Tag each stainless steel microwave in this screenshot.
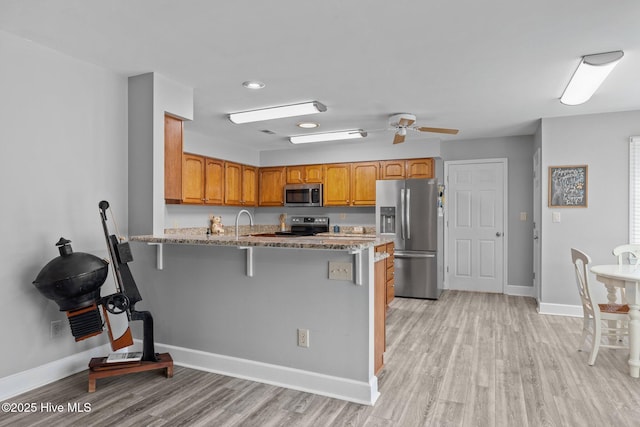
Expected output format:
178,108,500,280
284,184,323,207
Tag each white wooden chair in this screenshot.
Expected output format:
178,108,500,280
571,248,629,365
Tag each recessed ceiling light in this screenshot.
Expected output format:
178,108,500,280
242,80,265,90
297,122,319,129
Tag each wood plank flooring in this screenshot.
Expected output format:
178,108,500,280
2,290,640,426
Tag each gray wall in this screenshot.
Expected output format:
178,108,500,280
441,136,536,288
0,30,127,378
540,110,640,306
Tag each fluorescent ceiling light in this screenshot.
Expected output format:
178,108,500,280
560,51,624,106
289,130,367,144
229,101,327,124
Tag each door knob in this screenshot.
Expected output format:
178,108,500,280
496,232,502,237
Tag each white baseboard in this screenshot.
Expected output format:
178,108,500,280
152,341,380,406
0,343,111,401
538,302,583,317
505,284,535,297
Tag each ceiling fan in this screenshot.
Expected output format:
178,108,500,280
388,113,459,144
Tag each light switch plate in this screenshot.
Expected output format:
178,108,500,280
552,211,561,223
329,261,353,280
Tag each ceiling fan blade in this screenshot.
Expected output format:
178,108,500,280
416,126,459,135
393,133,406,144
398,117,415,127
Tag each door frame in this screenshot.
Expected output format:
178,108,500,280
443,158,508,292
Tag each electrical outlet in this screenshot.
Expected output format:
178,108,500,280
297,328,309,348
353,226,363,233
339,213,346,220
50,320,64,339
329,261,353,280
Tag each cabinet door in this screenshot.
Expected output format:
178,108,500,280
305,164,324,183
286,166,305,184
259,167,285,206
407,158,434,179
351,162,378,206
380,160,406,180
242,165,257,206
224,162,243,206
204,158,224,205
182,153,205,204
323,163,351,206
386,242,395,306
164,115,183,203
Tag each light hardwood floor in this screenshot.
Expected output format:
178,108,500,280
2,291,640,426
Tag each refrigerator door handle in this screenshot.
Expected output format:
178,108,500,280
400,188,406,239
406,188,411,239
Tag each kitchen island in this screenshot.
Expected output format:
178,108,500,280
128,230,392,405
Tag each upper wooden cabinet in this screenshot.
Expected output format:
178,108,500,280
286,164,323,184
164,115,184,203
380,158,434,180
380,160,406,180
182,153,205,204
324,162,379,206
242,165,257,207
225,162,256,206
407,158,434,179
323,163,351,206
182,154,225,205
259,167,285,206
205,158,225,205
351,162,379,206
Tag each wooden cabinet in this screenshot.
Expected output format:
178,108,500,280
242,165,257,206
164,115,184,203
323,163,351,206
375,242,395,309
258,167,285,206
182,153,206,204
407,158,434,178
323,162,378,206
380,158,434,180
380,160,406,180
225,162,257,206
224,162,243,205
374,257,386,375
286,164,323,184
385,242,395,306
351,162,378,206
181,154,225,205
205,158,225,205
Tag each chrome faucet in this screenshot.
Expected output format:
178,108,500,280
235,209,254,239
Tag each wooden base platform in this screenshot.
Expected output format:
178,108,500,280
87,352,173,392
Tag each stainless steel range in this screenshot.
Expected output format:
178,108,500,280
278,216,330,237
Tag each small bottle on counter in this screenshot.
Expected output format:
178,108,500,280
333,225,340,233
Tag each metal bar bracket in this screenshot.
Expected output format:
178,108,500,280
238,246,254,277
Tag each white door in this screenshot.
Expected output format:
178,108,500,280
533,148,541,304
446,159,506,293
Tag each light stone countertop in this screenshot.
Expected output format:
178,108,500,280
130,231,392,251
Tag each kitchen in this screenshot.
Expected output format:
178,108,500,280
2,1,640,425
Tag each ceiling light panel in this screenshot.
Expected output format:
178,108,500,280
560,51,624,106
289,130,367,144
228,101,327,124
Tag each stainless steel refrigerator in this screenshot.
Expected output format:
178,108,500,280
376,179,443,299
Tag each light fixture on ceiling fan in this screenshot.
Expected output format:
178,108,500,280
388,113,459,144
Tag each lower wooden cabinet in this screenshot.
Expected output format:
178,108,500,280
375,242,395,309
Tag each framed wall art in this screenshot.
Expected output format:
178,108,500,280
548,165,588,207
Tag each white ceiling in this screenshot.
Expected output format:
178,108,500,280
2,1,640,151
